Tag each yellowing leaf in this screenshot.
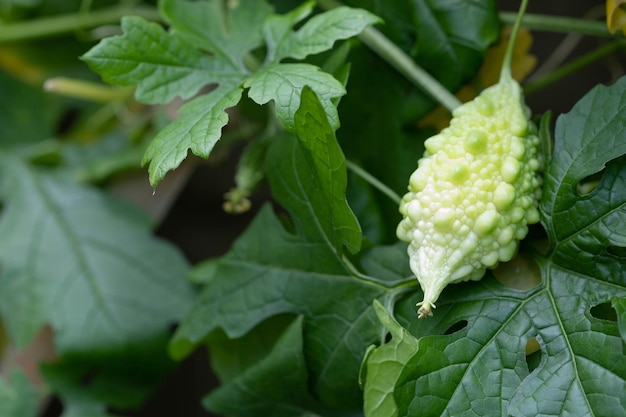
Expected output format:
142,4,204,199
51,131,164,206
607,0,626,35
418,28,537,131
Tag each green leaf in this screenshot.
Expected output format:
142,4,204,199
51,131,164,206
0,370,39,417
409,0,500,91
159,0,273,70
542,75,626,263
244,63,345,131
170,203,415,409
141,85,243,187
81,16,243,104
265,3,381,63
203,316,317,417
262,1,314,64
207,314,296,383
362,301,418,417
289,86,361,254
0,157,194,352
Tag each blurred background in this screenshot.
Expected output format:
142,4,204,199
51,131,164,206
0,0,621,416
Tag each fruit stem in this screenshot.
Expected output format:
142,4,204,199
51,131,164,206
501,0,530,82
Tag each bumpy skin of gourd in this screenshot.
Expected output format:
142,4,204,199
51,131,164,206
397,77,541,318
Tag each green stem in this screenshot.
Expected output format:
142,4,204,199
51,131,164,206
317,0,461,112
501,0,529,81
0,5,161,42
499,11,613,38
44,77,134,102
345,160,402,205
524,39,626,94
357,26,462,112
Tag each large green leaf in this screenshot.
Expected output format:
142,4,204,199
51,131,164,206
541,76,626,270
284,87,361,254
362,76,626,417
0,157,194,352
170,204,398,410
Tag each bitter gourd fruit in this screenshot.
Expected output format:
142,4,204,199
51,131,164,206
397,5,541,318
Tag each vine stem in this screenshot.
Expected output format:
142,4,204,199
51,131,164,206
356,26,462,112
345,160,402,205
499,11,612,37
524,39,626,94
317,0,462,112
0,5,161,42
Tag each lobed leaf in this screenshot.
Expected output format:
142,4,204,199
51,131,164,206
141,85,243,187
262,1,315,64
170,204,393,409
265,4,381,63
362,301,418,417
0,157,194,352
81,16,243,104
159,0,273,70
542,75,626,252
244,63,345,131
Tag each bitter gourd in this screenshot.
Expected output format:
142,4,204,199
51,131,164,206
397,6,541,318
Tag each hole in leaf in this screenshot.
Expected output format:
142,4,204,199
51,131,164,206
590,302,617,322
576,171,603,196
607,245,626,259
525,337,541,372
384,331,392,343
443,320,468,335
